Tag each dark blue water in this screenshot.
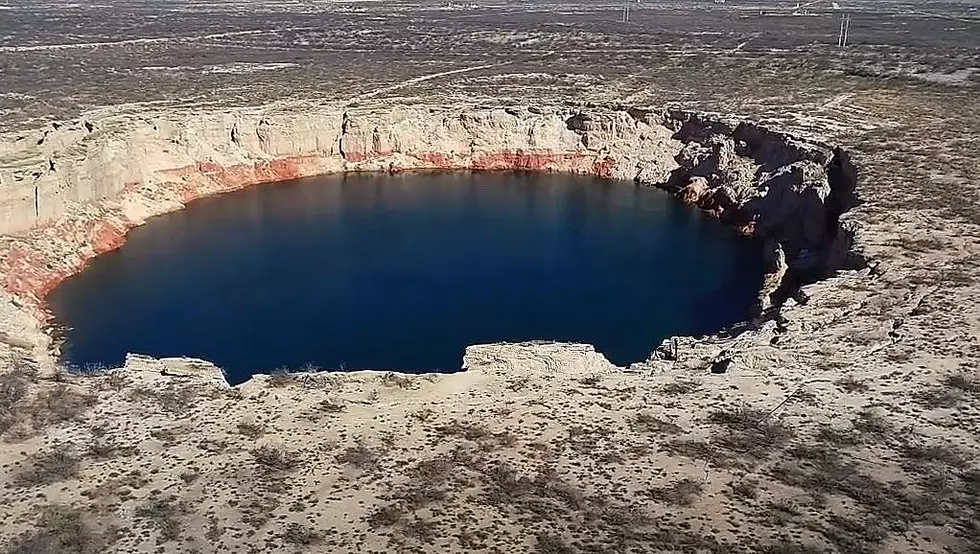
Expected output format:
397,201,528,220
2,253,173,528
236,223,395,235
48,172,764,384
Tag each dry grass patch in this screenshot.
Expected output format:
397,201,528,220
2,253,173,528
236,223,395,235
280,522,324,546
835,375,870,393
127,384,197,414
914,372,980,408
435,420,517,451
366,504,407,529
251,444,302,472
268,368,302,387
630,412,683,434
3,381,98,438
660,379,701,395
237,420,266,439
14,443,80,487
4,504,111,554
708,405,794,457
646,477,704,506
851,409,891,439
335,443,383,469
534,534,575,554
135,496,187,543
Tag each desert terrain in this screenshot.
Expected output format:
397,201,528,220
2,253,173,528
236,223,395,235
1,1,979,553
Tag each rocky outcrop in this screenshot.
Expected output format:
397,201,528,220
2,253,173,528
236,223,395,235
122,353,230,389
0,104,859,322
658,110,861,280
462,342,617,377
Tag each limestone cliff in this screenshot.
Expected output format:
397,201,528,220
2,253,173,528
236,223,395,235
0,104,858,320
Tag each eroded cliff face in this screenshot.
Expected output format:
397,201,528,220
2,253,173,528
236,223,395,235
0,104,858,321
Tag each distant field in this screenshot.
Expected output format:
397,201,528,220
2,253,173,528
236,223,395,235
0,0,976,129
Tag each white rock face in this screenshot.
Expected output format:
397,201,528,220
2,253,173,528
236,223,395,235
0,105,676,234
463,342,618,377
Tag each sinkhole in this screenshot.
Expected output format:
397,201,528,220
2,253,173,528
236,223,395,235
47,171,765,384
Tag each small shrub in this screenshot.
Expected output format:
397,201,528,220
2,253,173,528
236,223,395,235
944,373,980,394
135,497,185,543
379,430,398,449
179,471,199,484
818,513,891,552
914,385,963,408
101,372,130,390
852,409,891,438
506,377,531,392
816,425,863,447
156,386,197,413
5,504,106,554
0,370,30,411
660,380,701,396
835,375,870,393
707,405,794,457
0,370,32,437
440,421,490,441
434,421,516,450
661,438,735,468
335,444,381,469
200,438,228,453
380,372,416,389
237,421,266,439
87,437,135,459
280,522,323,546
761,498,802,526
408,457,456,481
366,504,405,529
128,385,196,414
792,389,819,406
268,368,299,387
899,440,968,471
630,412,682,434
16,444,80,486
409,408,435,422
241,496,281,529
758,540,827,554
29,383,97,427
316,399,345,414
399,517,439,544
149,427,179,446
707,406,770,429
298,362,322,373
534,534,575,554
205,516,224,542
730,478,759,499
251,444,302,471
391,483,448,510
647,478,704,506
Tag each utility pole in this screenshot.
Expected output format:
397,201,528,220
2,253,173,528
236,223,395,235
837,13,845,47
623,3,630,23
837,13,851,48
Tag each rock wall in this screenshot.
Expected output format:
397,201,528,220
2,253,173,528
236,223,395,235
0,103,858,320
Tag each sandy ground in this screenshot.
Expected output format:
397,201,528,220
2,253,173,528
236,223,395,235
2,1,980,553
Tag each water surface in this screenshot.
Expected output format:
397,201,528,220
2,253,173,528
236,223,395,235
49,172,764,384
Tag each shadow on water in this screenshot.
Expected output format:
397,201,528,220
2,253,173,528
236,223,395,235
47,171,764,384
